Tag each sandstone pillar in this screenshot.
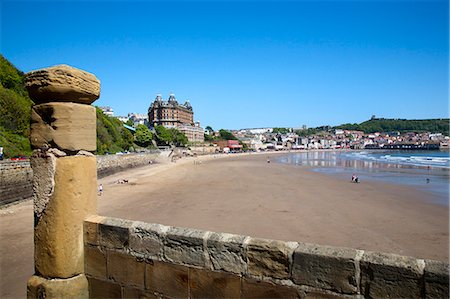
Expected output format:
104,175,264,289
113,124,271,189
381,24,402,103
25,65,100,298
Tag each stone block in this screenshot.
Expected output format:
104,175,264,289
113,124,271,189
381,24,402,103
130,222,167,259
123,287,158,299
34,155,97,278
107,250,145,288
189,268,241,298
424,259,449,298
85,245,106,279
27,274,88,298
360,251,424,298
88,277,121,299
206,232,247,274
246,237,298,279
99,217,133,249
25,64,100,104
292,243,361,294
30,103,96,152
164,226,207,267
84,215,106,246
242,278,300,298
145,260,189,298
304,290,350,299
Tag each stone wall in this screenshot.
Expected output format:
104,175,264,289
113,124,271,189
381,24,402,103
0,160,33,205
0,153,160,206
96,152,160,178
84,215,449,299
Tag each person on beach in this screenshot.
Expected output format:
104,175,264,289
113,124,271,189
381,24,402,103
267,157,270,163
98,184,103,196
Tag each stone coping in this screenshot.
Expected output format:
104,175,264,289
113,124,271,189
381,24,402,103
84,215,449,298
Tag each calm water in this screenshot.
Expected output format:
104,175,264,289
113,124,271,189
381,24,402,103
275,150,450,206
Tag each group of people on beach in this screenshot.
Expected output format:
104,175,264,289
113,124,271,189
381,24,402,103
351,174,359,183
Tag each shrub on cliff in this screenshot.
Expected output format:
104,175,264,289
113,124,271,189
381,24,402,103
0,55,33,158
96,107,134,155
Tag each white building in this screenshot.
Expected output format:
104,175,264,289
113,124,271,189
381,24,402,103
128,113,148,126
100,106,114,116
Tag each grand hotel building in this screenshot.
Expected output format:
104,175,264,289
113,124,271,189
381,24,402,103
148,94,204,143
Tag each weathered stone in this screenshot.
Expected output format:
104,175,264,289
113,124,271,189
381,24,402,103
292,243,362,294
107,250,145,288
242,278,300,298
98,217,132,249
304,290,350,299
34,155,97,278
424,259,449,299
27,274,89,298
189,268,241,299
246,237,298,280
31,151,56,220
30,103,96,152
206,232,247,274
88,277,121,299
145,260,189,298
164,226,207,267
130,222,168,259
25,64,100,104
85,245,106,279
123,287,158,299
84,215,106,246
360,251,424,298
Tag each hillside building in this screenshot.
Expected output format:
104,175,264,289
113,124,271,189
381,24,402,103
148,94,204,143
100,106,114,116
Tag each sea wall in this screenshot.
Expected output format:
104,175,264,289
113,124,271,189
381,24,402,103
0,160,33,206
0,153,160,206
96,152,160,178
84,215,449,298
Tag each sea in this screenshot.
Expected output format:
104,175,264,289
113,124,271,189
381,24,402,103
275,150,450,206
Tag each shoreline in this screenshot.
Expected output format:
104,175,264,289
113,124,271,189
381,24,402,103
1,150,448,298
98,151,448,260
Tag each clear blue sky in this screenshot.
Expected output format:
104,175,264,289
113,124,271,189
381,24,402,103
2,0,448,130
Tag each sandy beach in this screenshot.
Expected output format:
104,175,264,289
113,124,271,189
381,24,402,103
1,151,448,298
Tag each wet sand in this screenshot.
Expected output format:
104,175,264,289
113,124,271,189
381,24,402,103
1,152,448,298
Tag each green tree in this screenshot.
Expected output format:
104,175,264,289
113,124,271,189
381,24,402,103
295,128,318,137
125,119,134,127
219,129,237,140
154,125,188,146
134,124,153,147
171,129,188,146
272,127,290,134
155,125,172,145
